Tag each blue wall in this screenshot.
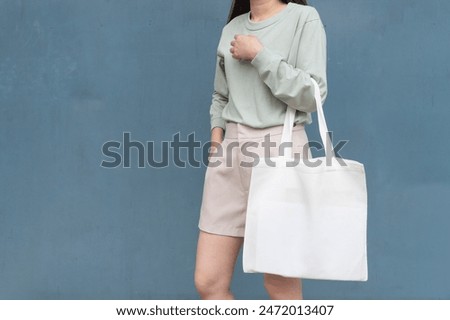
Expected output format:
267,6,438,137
1,0,449,299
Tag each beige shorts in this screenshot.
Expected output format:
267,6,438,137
198,121,311,237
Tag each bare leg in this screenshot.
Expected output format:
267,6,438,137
264,273,303,300
194,230,244,299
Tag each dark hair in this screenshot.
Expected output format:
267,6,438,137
227,0,308,23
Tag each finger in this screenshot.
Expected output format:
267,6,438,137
234,34,239,40
230,40,235,46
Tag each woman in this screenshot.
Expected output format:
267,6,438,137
195,0,327,300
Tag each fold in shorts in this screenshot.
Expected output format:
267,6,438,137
198,120,311,237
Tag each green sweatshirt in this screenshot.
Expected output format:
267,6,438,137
209,2,327,131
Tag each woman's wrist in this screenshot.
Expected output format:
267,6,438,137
252,43,263,60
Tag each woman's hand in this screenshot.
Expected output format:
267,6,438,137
230,35,263,61
208,127,224,160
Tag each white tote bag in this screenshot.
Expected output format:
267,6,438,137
242,78,368,281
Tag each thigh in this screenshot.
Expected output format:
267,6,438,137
195,230,244,282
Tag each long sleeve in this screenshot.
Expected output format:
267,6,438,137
250,13,327,113
209,53,229,131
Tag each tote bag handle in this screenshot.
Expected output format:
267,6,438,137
280,78,336,159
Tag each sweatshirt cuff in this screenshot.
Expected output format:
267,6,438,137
211,117,226,131
250,46,283,72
